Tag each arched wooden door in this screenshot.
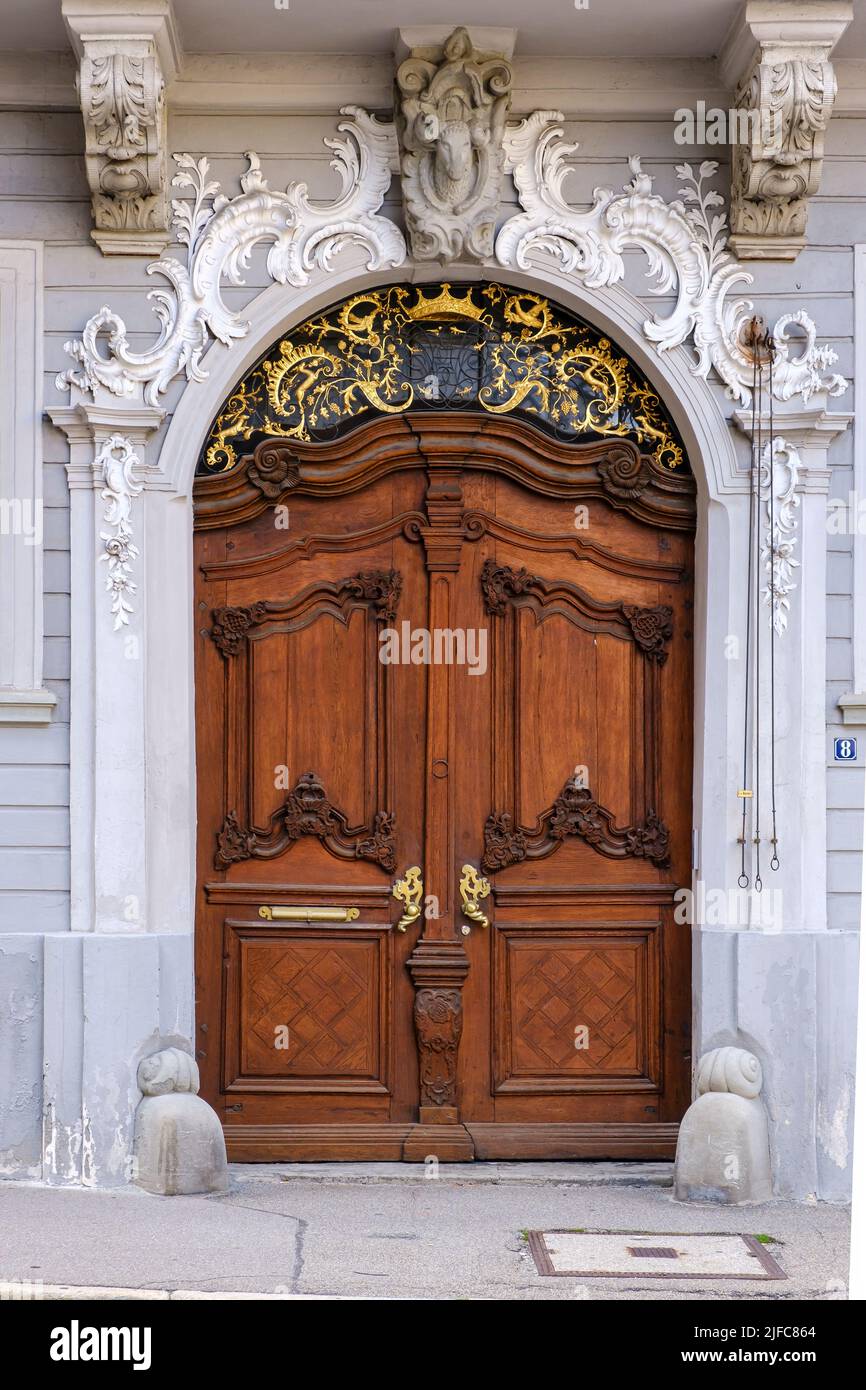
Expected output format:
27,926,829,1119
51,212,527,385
193,285,695,1162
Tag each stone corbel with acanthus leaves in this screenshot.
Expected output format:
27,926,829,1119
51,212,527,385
721,1,853,261
63,0,181,256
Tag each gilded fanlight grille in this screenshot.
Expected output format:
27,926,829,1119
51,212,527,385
197,282,687,475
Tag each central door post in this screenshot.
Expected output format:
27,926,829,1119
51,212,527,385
404,461,475,1161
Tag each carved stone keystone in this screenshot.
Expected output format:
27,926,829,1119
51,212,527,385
674,1046,772,1204
395,25,513,262
132,1047,228,1195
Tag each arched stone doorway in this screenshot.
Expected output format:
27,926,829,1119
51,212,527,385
42,93,853,1194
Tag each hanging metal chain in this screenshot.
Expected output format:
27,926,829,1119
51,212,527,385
738,341,759,888
737,316,781,890
754,331,763,893
768,345,781,873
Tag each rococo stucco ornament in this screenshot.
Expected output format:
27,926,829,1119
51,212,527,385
760,436,801,637
395,26,512,261
494,113,848,408
57,108,405,407
57,104,848,420
95,433,143,630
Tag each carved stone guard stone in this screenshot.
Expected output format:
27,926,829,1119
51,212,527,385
133,1047,228,1196
674,1047,772,1204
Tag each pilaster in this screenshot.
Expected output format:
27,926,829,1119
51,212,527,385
733,397,853,931
48,396,164,935
0,242,56,725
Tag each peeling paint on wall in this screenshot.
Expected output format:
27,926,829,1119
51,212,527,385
818,1074,852,1171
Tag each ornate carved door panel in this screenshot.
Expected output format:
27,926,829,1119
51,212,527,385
194,412,693,1161
195,462,430,1159
193,283,694,1161
446,464,693,1158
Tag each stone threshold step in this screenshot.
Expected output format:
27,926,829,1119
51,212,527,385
228,1160,674,1187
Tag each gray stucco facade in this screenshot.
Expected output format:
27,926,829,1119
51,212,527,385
0,1,863,1200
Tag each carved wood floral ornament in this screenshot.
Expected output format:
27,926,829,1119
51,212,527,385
478,560,674,874
208,571,402,872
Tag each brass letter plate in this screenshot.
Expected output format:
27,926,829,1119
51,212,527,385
258,906,360,922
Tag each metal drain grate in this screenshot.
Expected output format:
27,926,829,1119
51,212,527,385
527,1231,786,1279
627,1246,678,1259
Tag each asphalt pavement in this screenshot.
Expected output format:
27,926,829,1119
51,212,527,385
0,1162,850,1301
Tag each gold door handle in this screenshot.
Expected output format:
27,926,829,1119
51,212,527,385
259,905,360,922
459,864,491,933
392,866,423,932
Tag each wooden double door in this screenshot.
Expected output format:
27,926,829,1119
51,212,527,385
194,413,694,1161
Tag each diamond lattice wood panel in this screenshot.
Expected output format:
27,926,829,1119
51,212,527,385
245,940,375,1073
494,927,659,1093
222,923,390,1094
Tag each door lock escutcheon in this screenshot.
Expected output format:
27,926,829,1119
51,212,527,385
392,866,423,932
459,863,491,934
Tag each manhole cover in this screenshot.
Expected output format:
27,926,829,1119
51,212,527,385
527,1231,785,1279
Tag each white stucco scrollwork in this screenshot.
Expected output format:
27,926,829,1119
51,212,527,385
56,102,848,419
496,114,848,408
96,432,143,630
760,436,802,637
56,107,406,407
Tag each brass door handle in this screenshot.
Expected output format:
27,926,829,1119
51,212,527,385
259,905,359,922
392,866,423,932
459,864,491,933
